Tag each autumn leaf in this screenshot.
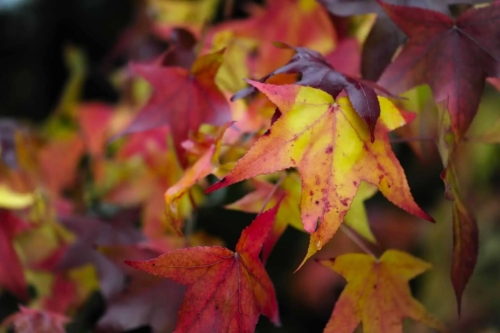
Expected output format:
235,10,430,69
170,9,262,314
116,49,232,157
0,209,30,300
207,82,431,265
318,250,447,333
232,45,395,138
126,205,281,333
1,306,69,333
164,123,232,233
319,0,490,81
378,0,500,141
437,108,478,314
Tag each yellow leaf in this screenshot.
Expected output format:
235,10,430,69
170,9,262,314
319,250,447,333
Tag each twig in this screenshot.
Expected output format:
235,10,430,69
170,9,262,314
340,224,377,258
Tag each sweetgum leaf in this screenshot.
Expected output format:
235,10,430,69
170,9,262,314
208,82,432,266
320,0,492,80
232,44,395,139
319,250,447,333
115,50,231,158
126,205,281,333
378,0,500,140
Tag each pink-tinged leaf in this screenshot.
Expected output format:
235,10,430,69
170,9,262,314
1,306,69,333
115,50,231,157
77,103,114,157
125,206,281,333
378,0,500,140
325,38,361,77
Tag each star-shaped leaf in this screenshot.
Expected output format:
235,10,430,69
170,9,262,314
207,82,431,266
378,0,500,140
126,205,281,333
116,50,232,156
318,250,447,333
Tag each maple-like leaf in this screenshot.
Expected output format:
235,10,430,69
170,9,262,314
116,50,232,156
378,0,500,140
318,250,447,333
207,82,431,265
232,45,395,138
319,0,491,80
126,205,281,333
0,209,30,300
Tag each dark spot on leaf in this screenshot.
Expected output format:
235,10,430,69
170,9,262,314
309,190,314,196
325,146,333,154
263,129,271,136
340,198,348,207
315,200,319,205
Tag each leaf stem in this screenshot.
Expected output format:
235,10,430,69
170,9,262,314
340,224,377,258
389,136,435,144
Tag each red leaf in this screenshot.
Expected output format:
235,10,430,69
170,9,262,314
116,50,232,157
378,1,500,140
126,205,281,333
0,209,29,300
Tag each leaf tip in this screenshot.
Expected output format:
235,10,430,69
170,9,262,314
205,177,228,194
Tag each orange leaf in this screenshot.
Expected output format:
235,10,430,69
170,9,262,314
319,250,447,333
207,82,432,266
164,123,232,233
126,205,281,333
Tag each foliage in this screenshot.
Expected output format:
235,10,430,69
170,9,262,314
1,0,500,332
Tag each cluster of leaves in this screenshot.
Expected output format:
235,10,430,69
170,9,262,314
1,0,500,332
